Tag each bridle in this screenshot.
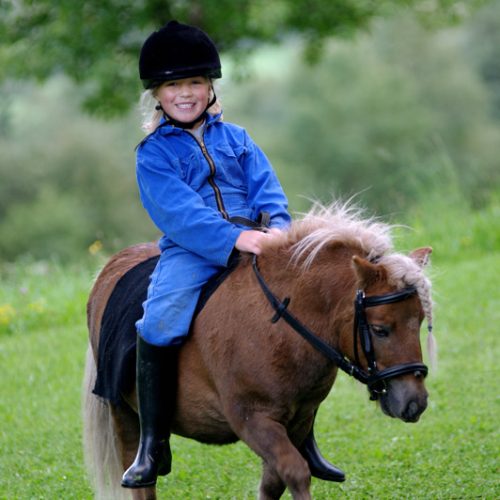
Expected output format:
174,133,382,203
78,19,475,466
352,288,428,399
252,255,428,400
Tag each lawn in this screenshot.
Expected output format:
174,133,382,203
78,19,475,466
0,247,498,498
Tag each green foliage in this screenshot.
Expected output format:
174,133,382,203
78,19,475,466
0,186,94,261
465,0,500,118
0,77,159,262
223,10,500,214
0,0,486,116
1,5,500,262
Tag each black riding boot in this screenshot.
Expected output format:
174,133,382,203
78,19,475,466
121,336,178,489
301,419,346,482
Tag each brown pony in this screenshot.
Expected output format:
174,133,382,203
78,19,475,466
83,203,434,500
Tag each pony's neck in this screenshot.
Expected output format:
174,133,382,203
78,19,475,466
261,244,359,350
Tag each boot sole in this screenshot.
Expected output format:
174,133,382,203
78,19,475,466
121,479,157,489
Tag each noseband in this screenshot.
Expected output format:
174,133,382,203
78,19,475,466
252,255,428,400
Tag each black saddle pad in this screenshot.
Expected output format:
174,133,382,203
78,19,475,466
92,251,239,405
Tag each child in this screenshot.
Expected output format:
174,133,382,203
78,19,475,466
121,20,344,489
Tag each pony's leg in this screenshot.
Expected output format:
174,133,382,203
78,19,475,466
129,487,157,500
110,405,158,500
259,463,286,500
236,414,311,500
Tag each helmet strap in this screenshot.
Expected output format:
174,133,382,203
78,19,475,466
157,89,218,130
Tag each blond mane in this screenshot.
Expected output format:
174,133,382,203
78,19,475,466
288,201,393,267
265,201,436,366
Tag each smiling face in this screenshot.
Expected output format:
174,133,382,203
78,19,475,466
155,76,211,128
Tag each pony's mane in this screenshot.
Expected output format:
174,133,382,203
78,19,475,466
288,202,393,267
265,201,435,364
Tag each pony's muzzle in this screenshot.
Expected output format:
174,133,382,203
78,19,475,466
379,376,428,422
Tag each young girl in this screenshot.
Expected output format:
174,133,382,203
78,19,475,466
122,20,344,489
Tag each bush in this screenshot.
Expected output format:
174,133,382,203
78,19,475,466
0,78,158,262
0,187,93,261
1,6,500,261
224,12,500,213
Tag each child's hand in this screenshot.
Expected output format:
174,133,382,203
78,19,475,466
235,230,276,255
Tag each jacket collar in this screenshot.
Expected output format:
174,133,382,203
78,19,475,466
157,111,222,136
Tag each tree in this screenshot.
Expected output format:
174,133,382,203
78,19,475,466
222,10,500,213
0,0,485,116
465,0,500,119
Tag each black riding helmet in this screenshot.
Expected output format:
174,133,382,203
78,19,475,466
139,20,222,89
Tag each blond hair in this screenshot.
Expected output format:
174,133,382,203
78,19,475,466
139,79,222,134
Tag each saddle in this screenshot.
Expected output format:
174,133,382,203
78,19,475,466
92,252,240,405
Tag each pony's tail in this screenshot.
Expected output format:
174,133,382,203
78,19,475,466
82,345,129,500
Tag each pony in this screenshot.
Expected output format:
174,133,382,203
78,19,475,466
83,202,434,500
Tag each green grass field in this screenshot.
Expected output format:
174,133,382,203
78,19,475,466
0,208,499,499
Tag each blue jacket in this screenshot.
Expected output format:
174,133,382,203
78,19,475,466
136,113,291,267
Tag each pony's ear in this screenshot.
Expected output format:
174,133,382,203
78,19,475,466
409,247,432,268
352,255,385,288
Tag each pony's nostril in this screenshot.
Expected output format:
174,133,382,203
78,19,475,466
403,399,427,422
403,401,419,421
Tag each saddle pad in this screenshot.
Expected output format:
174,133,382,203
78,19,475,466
92,252,239,405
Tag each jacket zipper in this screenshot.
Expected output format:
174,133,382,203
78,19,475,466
187,130,229,220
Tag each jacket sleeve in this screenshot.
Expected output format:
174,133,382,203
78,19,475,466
136,142,243,267
240,131,292,229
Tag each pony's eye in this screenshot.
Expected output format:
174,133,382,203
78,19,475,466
370,324,390,338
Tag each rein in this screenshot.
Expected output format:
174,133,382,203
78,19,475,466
252,255,428,400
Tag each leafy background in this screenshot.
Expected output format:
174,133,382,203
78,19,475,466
0,0,499,262
0,1,498,498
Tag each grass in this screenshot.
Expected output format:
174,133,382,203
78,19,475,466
0,206,499,499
